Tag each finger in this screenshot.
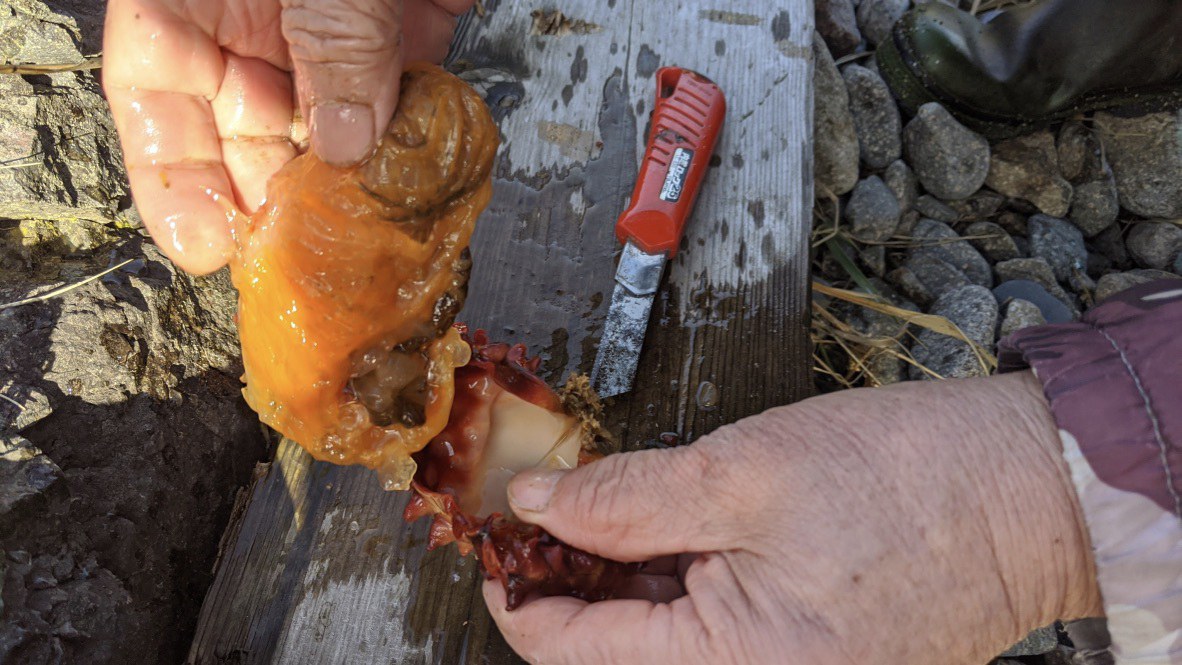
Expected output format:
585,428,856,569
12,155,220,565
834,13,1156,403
402,0,469,63
507,442,757,561
104,0,237,274
483,581,711,665
281,0,403,166
210,54,297,212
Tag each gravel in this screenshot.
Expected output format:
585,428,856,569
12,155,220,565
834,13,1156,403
1095,269,1181,302
814,0,862,58
813,32,860,197
993,280,1074,324
1027,214,1087,283
1125,221,1182,270
843,64,902,169
1068,172,1119,238
965,221,1020,263
883,159,918,212
910,218,993,287
1095,109,1182,218
985,130,1073,217
1090,224,1131,269
890,254,972,306
914,194,959,223
909,285,998,380
998,298,1047,338
903,102,990,200
855,0,909,46
993,257,1078,315
845,175,901,242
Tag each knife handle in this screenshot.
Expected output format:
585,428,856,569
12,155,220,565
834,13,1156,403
615,67,726,258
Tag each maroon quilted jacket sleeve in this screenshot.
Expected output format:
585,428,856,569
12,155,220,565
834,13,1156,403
998,280,1182,664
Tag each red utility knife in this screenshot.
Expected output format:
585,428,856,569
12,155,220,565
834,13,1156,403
590,67,726,398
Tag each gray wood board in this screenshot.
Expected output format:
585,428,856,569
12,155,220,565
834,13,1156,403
188,0,814,662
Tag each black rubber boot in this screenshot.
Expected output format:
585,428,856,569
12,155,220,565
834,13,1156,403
878,0,1182,138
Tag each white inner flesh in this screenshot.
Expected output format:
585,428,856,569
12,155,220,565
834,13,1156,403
477,391,581,518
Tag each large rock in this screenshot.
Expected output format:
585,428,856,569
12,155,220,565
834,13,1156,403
910,218,992,287
903,103,990,200
845,175,900,242
856,0,909,46
1126,221,1182,270
910,285,998,380
889,254,971,306
1027,214,1087,283
815,0,861,58
0,242,267,663
985,130,1073,217
0,73,130,226
843,64,902,169
1095,269,1181,302
1095,110,1182,218
0,0,86,65
812,32,859,197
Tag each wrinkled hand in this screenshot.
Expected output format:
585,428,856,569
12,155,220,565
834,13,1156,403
103,0,472,274
487,372,1102,664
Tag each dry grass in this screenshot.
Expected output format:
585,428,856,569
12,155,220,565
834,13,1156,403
0,55,102,75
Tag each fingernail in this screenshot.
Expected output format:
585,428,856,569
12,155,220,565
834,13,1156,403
310,101,375,166
508,469,565,514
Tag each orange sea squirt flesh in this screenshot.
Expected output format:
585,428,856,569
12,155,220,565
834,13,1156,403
230,63,499,489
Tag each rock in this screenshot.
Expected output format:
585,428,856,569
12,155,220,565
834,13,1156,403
903,103,990,200
994,257,1078,314
815,0,862,58
0,434,62,516
1002,625,1060,657
998,298,1047,338
1087,251,1113,279
842,64,902,169
0,241,268,663
1174,253,1182,276
1095,110,1182,218
1056,120,1101,183
1069,172,1119,237
1090,224,1130,269
855,0,908,46
993,280,1074,324
0,73,130,226
910,218,993,287
910,285,998,380
1095,269,1181,302
890,254,971,306
946,190,1005,223
1125,221,1182,270
1028,214,1087,283
896,209,920,236
812,32,859,197
845,175,901,242
1012,235,1030,258
914,195,959,223
996,211,1028,237
985,130,1073,217
0,0,86,66
964,221,1020,263
858,244,887,277
883,159,917,211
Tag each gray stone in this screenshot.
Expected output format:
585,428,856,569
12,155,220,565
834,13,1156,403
1095,269,1181,302
996,211,1028,237
999,298,1047,339
846,175,901,242
1002,625,1060,657
1069,172,1119,238
1090,224,1131,269
1126,221,1182,270
985,130,1073,217
994,257,1078,314
815,0,862,58
883,159,917,211
888,255,971,306
0,0,86,66
1087,251,1113,279
910,285,999,380
1174,253,1182,276
910,218,993,287
1057,120,1101,183
858,244,887,277
965,221,1020,263
855,0,908,45
1012,235,1030,258
993,280,1074,324
914,195,959,223
946,190,1005,223
0,73,130,226
904,103,990,200
1095,110,1182,218
813,32,860,197
1,434,62,516
1028,214,1087,283
842,64,902,169
896,208,920,236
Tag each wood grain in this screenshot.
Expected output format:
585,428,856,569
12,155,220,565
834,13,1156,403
188,0,814,662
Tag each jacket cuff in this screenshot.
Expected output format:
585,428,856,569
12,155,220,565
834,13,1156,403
999,280,1182,665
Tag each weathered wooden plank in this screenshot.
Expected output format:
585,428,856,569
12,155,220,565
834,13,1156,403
188,0,814,662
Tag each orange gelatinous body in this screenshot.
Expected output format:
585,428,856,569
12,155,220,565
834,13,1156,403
231,63,499,489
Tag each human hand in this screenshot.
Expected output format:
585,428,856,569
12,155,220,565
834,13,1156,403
103,0,472,274
486,372,1102,664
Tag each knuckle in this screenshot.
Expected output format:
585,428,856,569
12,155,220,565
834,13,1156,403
281,0,400,62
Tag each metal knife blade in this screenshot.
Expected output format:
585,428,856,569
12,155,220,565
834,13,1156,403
590,242,667,398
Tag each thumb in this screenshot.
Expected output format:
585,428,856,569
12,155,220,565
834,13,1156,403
281,0,403,166
507,443,753,561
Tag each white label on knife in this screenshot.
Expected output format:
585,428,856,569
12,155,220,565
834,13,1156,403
659,147,694,202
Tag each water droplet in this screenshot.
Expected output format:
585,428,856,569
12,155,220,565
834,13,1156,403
695,381,720,411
